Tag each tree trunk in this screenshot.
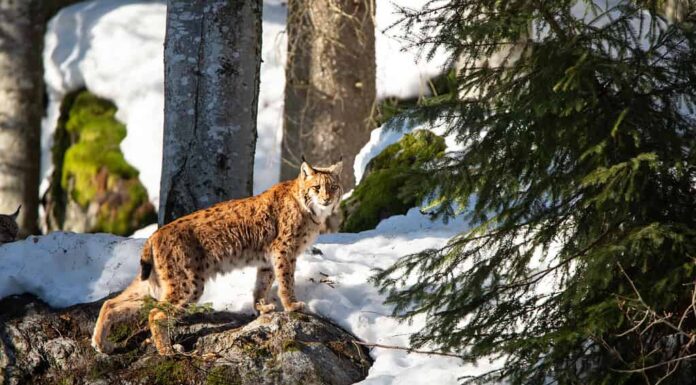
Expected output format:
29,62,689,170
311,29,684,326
0,1,47,236
159,0,262,225
0,0,83,237
281,0,376,189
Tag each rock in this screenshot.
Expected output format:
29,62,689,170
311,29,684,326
43,90,157,236
0,294,372,385
340,130,446,233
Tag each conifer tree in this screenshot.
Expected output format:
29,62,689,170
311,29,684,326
374,1,696,384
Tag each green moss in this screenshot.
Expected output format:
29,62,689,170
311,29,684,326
57,375,75,385
107,323,133,344
88,357,120,380
206,366,241,385
375,70,458,126
48,90,82,228
53,89,156,235
238,339,272,360
281,339,304,353
287,311,309,322
341,130,446,232
144,358,189,385
61,92,136,206
184,302,214,316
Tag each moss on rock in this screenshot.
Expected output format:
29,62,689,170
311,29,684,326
340,130,446,232
62,92,137,205
48,90,156,235
143,358,192,385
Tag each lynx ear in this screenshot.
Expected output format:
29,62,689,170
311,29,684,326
10,205,20,220
329,159,343,176
300,162,315,178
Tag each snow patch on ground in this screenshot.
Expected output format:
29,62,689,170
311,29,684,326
0,209,493,384
0,232,143,308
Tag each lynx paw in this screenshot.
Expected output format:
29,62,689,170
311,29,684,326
156,344,175,356
255,300,276,315
286,301,306,312
91,335,114,355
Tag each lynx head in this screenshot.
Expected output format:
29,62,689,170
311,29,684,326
0,205,20,244
298,159,343,218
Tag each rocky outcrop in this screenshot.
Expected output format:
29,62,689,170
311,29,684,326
341,130,446,232
0,294,371,385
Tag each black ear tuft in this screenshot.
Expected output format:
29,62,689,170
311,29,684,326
10,205,21,220
300,161,315,178
301,154,307,163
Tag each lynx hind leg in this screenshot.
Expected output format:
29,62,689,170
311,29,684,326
92,277,149,354
253,266,276,315
148,277,204,355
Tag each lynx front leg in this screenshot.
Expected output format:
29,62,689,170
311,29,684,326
253,266,276,314
272,253,304,312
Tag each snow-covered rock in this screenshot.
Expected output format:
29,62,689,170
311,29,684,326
0,232,142,308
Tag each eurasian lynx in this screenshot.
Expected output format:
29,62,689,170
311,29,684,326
92,160,343,355
0,205,20,244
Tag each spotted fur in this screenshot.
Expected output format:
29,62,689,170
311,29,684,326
92,160,343,355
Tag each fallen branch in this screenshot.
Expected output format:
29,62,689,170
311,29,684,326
352,340,465,360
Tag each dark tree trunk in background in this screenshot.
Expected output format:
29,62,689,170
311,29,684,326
159,0,262,225
282,0,376,189
0,0,82,237
0,1,45,236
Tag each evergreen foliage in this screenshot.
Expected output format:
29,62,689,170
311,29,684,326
341,130,446,232
373,1,696,384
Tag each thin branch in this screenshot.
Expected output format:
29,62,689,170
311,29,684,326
352,340,465,360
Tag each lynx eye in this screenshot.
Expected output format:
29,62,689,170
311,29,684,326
312,186,320,192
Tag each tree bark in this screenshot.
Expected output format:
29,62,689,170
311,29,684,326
0,1,47,236
281,0,376,189
159,0,262,225
0,0,83,237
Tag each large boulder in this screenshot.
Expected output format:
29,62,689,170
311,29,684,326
341,130,446,232
43,90,156,236
0,294,371,385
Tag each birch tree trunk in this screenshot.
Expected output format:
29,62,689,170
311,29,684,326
281,0,376,189
159,0,262,225
0,1,46,236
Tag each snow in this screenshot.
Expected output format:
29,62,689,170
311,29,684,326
0,232,143,308
0,208,496,384
376,0,448,100
354,118,465,184
41,0,448,202
42,0,167,204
